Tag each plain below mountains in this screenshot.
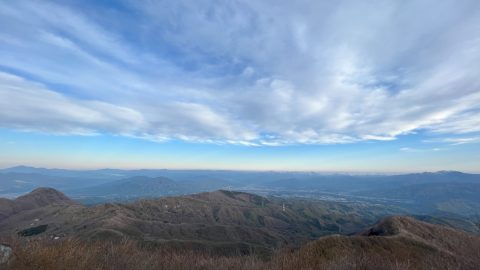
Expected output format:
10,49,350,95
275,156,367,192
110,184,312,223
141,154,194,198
261,171,480,217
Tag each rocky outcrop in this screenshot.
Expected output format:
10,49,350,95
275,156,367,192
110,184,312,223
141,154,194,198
0,243,12,264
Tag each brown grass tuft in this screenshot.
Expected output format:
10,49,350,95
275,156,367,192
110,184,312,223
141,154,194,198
2,235,479,270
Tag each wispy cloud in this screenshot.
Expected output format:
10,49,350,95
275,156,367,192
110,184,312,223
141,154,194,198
0,72,145,135
1,0,480,145
400,147,443,153
424,136,480,145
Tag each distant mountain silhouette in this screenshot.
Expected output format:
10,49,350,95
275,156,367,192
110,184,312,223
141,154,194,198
72,176,180,197
68,176,231,203
2,168,480,220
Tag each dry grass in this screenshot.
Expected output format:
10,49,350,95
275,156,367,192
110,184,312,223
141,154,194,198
2,236,478,270
4,238,264,270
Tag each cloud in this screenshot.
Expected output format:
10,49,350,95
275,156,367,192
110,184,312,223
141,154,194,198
0,72,255,143
424,136,480,146
400,147,443,153
1,0,480,145
0,72,145,135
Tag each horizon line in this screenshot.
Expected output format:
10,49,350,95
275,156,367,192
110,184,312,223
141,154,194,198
1,165,478,175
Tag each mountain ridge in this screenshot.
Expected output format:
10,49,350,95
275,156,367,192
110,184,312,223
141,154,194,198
0,188,401,254
2,205,479,269
277,216,480,269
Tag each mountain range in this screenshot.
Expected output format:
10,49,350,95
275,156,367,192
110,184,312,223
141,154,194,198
0,188,401,254
2,166,480,223
0,187,479,269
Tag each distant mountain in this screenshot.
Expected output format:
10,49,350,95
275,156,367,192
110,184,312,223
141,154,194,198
385,171,480,185
0,172,115,196
263,171,480,192
0,168,234,203
0,166,240,201
1,166,126,180
260,171,480,217
67,176,231,204
356,182,480,214
71,176,180,197
2,167,480,218
348,173,480,217
2,166,376,189
0,166,277,184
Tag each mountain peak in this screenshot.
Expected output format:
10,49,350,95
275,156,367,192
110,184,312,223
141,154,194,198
435,170,464,175
361,215,413,236
30,187,58,192
16,187,75,206
360,215,469,243
0,188,75,221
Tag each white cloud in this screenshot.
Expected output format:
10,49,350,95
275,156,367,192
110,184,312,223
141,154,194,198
0,0,480,145
424,136,480,146
0,72,254,143
0,72,145,135
400,147,443,153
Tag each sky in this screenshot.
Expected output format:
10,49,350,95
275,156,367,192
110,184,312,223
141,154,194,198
1,0,480,172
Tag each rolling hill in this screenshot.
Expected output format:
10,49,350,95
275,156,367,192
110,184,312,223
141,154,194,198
0,188,402,254
271,216,480,269
2,214,479,269
0,188,75,220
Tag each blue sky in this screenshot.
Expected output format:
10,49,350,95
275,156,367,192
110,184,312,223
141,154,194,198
1,0,480,172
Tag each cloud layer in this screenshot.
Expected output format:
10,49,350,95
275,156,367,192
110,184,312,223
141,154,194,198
1,0,480,145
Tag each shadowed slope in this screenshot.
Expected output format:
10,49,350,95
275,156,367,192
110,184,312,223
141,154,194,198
273,216,480,269
2,216,480,270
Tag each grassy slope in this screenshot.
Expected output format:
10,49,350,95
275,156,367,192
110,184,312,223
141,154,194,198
2,216,479,270
0,190,399,254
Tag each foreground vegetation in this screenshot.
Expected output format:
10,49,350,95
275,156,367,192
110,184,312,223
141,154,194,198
2,233,479,270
